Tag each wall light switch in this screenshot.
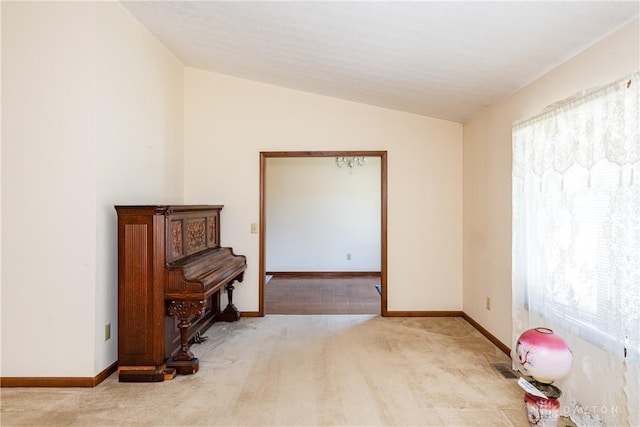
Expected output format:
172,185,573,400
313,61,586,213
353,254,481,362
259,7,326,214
250,223,258,234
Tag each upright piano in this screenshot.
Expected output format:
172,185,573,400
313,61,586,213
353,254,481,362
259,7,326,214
115,205,246,382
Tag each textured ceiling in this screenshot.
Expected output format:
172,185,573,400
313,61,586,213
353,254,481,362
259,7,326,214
121,1,639,122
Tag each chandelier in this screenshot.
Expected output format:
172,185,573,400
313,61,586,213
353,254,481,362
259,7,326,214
335,156,367,170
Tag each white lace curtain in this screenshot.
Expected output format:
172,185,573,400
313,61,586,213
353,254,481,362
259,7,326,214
512,72,639,426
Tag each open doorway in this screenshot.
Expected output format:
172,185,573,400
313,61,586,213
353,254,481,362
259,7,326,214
259,151,388,316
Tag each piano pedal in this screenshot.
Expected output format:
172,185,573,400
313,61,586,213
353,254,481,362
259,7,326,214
193,332,209,344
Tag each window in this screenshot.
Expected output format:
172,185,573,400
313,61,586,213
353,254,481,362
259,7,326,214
512,72,639,426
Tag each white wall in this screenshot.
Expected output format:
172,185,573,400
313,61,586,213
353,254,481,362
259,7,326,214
462,17,639,422
94,3,184,375
2,1,98,377
1,2,184,377
266,157,381,272
0,2,4,373
184,68,463,312
463,16,639,348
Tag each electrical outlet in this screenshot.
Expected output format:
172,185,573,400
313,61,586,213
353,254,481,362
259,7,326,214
346,253,352,260
486,297,491,311
105,323,111,341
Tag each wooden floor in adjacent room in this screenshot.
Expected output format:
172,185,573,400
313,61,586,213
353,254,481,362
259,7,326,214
264,275,381,315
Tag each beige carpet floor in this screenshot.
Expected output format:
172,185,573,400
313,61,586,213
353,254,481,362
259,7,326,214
1,315,557,426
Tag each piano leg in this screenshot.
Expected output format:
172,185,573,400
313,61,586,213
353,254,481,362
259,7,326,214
214,282,241,322
166,299,205,375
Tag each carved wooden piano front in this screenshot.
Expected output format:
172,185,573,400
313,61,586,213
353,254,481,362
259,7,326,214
115,205,246,382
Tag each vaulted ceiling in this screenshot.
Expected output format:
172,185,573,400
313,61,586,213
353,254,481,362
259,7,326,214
121,1,639,122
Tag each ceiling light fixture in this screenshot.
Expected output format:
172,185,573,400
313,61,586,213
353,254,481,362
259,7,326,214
335,156,367,171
